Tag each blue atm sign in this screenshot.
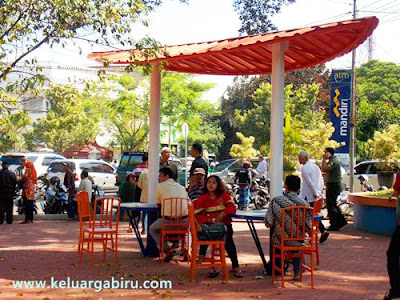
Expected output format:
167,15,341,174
330,69,352,154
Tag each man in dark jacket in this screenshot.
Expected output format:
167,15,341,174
0,162,17,224
235,161,252,210
189,143,208,178
63,162,76,221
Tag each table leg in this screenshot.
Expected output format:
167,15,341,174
246,219,269,274
126,209,146,256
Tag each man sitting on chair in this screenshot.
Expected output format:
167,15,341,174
265,175,312,281
149,167,188,262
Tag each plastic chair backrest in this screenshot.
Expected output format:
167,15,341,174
281,205,313,245
188,202,198,241
94,197,121,229
161,197,189,230
313,198,323,214
77,191,92,224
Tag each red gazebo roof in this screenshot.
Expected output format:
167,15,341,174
62,142,113,159
88,16,378,75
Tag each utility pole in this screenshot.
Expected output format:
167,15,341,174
349,0,357,192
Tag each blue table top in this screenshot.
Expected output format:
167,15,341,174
119,203,159,212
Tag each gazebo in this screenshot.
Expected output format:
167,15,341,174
89,16,378,202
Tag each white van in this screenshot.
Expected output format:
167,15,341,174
47,159,117,192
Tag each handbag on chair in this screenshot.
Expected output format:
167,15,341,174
197,223,226,241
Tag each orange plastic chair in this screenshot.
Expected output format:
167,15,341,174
311,198,324,265
272,205,314,288
188,202,228,281
159,197,190,262
77,194,121,266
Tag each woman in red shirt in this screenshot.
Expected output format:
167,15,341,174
195,175,243,278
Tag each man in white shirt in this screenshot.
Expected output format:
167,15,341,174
256,155,267,179
298,150,329,243
149,167,188,261
78,170,93,201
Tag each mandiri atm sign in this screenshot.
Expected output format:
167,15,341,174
330,69,352,165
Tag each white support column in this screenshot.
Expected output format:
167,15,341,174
270,42,288,198
147,65,161,204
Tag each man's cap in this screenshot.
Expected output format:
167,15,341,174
160,147,170,154
298,150,309,157
194,168,206,175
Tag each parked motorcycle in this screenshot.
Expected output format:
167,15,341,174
14,189,38,215
41,176,68,214
253,182,270,209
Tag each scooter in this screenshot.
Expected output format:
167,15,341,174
253,183,270,209
41,176,68,214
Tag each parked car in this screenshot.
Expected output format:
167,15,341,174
342,160,381,192
213,157,269,184
47,159,117,192
0,152,66,176
116,152,186,186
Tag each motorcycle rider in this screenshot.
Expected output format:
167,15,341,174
63,162,76,221
235,161,252,210
0,162,17,224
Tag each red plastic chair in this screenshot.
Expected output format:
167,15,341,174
78,194,121,266
159,197,190,262
311,198,324,265
272,205,314,288
188,202,228,282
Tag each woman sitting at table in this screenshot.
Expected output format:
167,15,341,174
194,175,243,278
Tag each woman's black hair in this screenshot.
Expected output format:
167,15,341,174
203,175,226,196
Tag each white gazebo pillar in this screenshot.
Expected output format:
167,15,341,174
269,42,288,198
147,65,161,204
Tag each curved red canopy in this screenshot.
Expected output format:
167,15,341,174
88,16,378,75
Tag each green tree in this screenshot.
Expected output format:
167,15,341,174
356,60,400,158
24,84,98,152
160,72,214,147
368,124,400,171
233,0,296,34
0,93,30,152
230,132,257,160
84,73,150,152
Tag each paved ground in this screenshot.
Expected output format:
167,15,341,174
0,219,391,300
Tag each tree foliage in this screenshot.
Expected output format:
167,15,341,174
233,0,296,34
230,132,257,160
84,73,150,152
0,93,30,152
356,60,400,159
24,84,98,152
368,124,400,171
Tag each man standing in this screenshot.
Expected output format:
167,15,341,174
384,172,400,300
159,147,178,181
189,143,208,178
321,147,347,231
149,168,188,261
63,162,76,221
298,150,329,243
256,155,267,179
235,161,252,210
187,168,205,201
0,162,17,224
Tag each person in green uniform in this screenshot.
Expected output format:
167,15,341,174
321,147,347,231
118,174,137,221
